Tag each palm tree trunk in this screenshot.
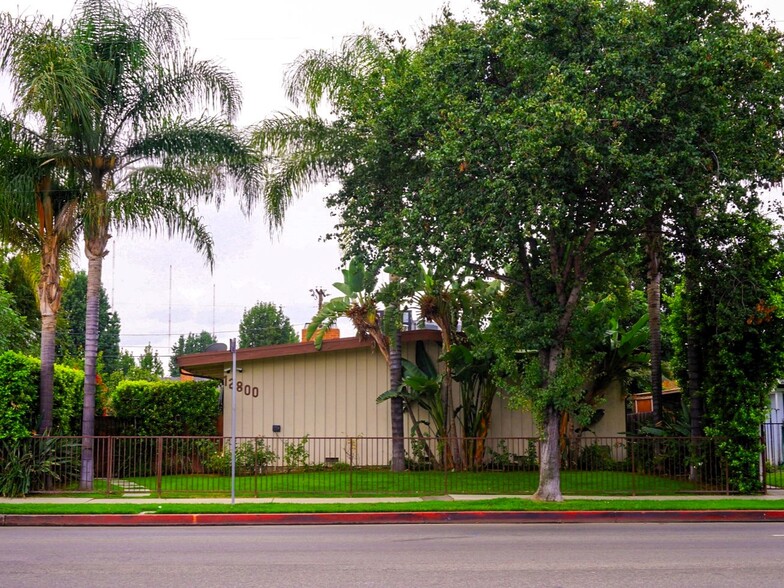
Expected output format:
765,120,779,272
80,230,109,489
389,327,405,472
35,182,62,435
38,314,57,433
646,213,663,424
37,237,61,434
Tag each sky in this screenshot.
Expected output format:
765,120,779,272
2,0,783,364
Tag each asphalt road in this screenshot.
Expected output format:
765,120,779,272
3,523,784,587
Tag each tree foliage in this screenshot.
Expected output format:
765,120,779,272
238,301,298,348
670,211,784,492
58,271,121,374
276,0,784,498
169,331,216,376
0,280,36,355
111,380,221,436
137,343,164,380
0,351,83,439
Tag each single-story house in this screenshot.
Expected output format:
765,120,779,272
178,329,627,464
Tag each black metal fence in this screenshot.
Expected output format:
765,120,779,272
763,421,784,467
6,434,732,497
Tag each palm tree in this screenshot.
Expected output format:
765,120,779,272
0,120,81,434
256,34,415,472
306,258,409,471
3,0,263,487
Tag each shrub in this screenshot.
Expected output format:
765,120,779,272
406,437,433,471
487,440,517,470
0,351,84,439
283,435,310,471
111,380,220,436
202,438,277,475
576,443,614,471
0,437,79,497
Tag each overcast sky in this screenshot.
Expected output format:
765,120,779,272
2,0,783,363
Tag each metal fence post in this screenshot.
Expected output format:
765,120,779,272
630,438,636,497
156,436,163,498
443,437,448,496
106,437,114,496
760,425,767,495
349,437,354,497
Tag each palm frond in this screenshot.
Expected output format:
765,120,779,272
0,14,97,132
108,187,215,269
123,116,264,212
252,113,348,228
284,32,385,113
111,53,242,139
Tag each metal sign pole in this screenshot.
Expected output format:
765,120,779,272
230,338,237,505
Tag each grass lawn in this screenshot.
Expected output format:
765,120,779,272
1,497,782,516
119,468,713,498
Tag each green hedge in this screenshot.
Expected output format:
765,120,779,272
0,351,84,439
111,380,221,436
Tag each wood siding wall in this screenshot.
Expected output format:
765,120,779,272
222,342,627,444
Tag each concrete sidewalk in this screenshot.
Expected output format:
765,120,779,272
3,489,784,505
3,491,784,526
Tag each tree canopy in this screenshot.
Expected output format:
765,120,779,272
261,0,784,499
169,331,217,376
238,301,298,348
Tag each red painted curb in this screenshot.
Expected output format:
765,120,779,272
3,510,784,527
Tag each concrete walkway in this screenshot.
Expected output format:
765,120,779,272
3,491,784,526
3,489,784,505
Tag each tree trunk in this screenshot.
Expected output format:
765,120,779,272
533,405,563,502
389,327,405,472
646,213,664,424
80,227,109,489
683,206,704,483
685,259,702,440
35,184,62,435
37,236,61,434
38,314,57,434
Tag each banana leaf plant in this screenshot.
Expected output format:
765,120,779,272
377,342,446,465
565,296,651,439
305,257,389,360
443,343,498,469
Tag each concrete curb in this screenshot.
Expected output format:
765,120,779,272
3,510,784,526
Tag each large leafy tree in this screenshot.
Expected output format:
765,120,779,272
169,330,216,376
397,0,659,500
670,209,784,492
238,301,298,348
386,0,784,500
628,0,784,424
2,0,264,487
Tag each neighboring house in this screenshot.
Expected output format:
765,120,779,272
766,385,784,465
178,329,627,464
630,379,682,414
